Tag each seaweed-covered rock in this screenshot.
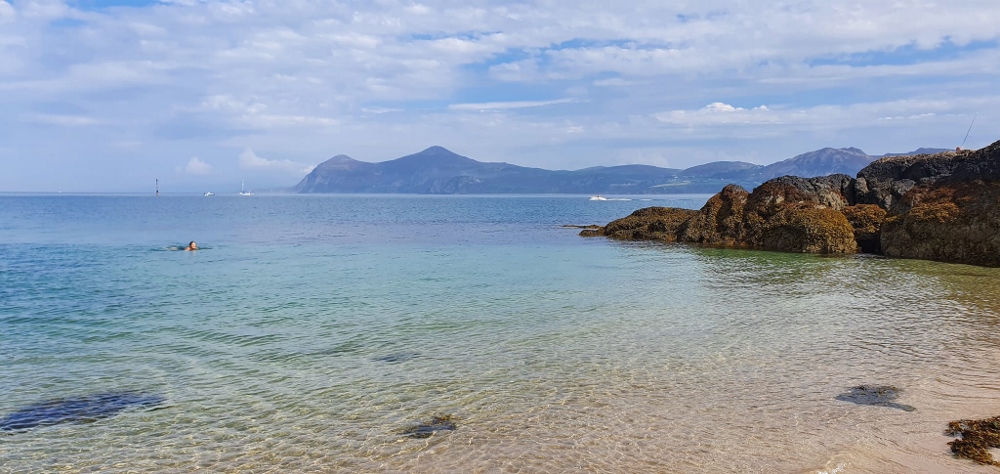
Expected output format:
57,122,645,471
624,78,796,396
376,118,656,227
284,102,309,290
756,204,857,253
679,184,749,246
881,181,1000,267
401,415,456,439
834,385,915,412
842,204,888,253
581,139,1000,265
855,140,1000,209
947,415,1000,467
741,175,855,247
599,207,698,241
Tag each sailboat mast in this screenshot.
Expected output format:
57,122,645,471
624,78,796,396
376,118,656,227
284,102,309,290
156,178,159,197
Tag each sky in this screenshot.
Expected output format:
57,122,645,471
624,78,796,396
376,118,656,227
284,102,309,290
1,0,998,192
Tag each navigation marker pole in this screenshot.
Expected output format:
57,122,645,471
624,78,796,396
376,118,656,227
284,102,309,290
960,113,977,150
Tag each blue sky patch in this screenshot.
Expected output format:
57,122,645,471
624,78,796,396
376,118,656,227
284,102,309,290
808,39,998,67
68,0,161,11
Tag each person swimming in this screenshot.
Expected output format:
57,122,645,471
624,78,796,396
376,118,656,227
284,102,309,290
185,241,198,251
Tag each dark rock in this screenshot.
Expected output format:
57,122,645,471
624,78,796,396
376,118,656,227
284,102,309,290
600,207,698,242
373,352,420,363
755,204,857,254
401,415,456,439
842,204,888,253
0,392,165,432
834,385,915,412
738,175,856,253
881,181,1000,267
584,139,1000,265
679,184,749,247
947,415,1000,467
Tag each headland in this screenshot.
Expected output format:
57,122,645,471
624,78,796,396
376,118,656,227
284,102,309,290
583,140,1000,268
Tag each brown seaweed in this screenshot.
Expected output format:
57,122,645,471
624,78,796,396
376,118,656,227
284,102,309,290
946,415,1000,466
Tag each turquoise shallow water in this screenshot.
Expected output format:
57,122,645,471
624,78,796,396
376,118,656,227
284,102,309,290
2,194,1000,473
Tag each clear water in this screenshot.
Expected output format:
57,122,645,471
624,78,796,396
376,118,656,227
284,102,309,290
2,194,1000,473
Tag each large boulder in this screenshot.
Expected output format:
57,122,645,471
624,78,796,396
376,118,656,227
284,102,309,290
854,141,1000,209
679,184,749,247
741,175,856,253
756,204,857,254
881,181,1000,267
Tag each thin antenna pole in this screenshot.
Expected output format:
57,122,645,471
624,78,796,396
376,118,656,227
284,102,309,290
960,113,977,150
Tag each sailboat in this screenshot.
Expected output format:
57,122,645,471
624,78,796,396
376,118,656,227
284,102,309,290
239,180,253,196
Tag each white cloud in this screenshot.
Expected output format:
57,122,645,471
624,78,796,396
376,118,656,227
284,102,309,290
593,78,649,87
449,98,578,111
238,148,315,174
24,113,104,126
3,0,1000,191
184,156,212,175
0,1,15,22
655,103,777,125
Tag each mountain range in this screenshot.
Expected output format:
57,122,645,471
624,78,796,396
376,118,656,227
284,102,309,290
292,146,949,194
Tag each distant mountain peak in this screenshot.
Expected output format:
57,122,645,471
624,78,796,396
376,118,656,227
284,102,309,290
293,144,940,194
393,146,478,167
421,145,452,153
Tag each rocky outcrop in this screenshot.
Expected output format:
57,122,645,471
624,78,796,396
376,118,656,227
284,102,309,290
679,184,749,247
842,204,887,253
583,207,697,241
587,175,859,254
880,181,1000,267
583,139,1000,266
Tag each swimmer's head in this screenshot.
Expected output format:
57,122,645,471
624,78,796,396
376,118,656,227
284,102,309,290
186,241,198,250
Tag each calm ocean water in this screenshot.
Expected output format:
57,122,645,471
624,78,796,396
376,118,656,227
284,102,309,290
2,194,1000,473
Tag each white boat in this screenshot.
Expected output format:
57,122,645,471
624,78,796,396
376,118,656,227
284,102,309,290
239,180,253,196
589,195,607,201
203,192,215,196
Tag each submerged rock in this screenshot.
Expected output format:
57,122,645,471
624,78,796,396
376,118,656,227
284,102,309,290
401,415,457,439
834,385,915,412
947,415,1000,467
373,352,420,363
0,392,165,432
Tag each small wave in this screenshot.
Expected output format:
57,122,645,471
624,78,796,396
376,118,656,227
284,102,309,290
816,463,847,474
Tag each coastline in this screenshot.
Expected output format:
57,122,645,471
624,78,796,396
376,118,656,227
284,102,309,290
583,139,1000,268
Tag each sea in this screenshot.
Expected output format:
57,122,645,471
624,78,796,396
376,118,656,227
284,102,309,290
2,194,1000,473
